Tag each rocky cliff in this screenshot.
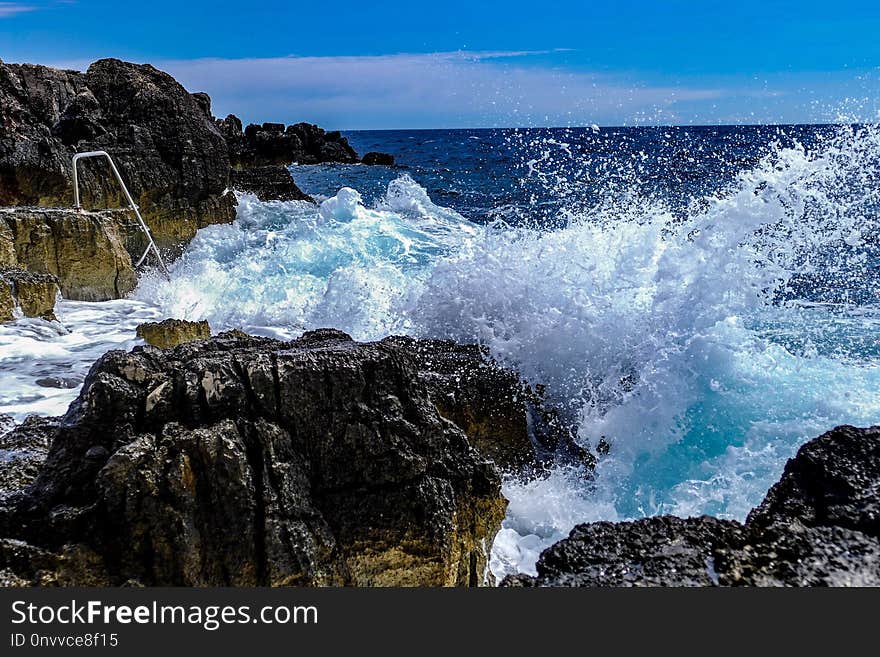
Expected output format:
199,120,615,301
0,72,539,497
0,57,393,307
0,58,236,252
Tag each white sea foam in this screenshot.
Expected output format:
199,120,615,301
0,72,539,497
0,299,160,421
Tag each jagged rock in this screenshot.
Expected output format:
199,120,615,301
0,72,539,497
385,337,590,472
362,152,395,166
229,166,313,202
0,268,58,320
747,424,880,536
0,330,508,586
0,416,55,493
0,58,236,252
0,207,137,301
503,516,746,587
190,92,212,118
503,425,880,587
136,318,211,349
221,115,359,167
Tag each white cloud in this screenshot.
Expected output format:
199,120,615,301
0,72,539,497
170,51,726,129
0,2,35,17
52,50,724,129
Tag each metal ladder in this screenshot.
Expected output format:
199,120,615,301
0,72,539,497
71,151,170,278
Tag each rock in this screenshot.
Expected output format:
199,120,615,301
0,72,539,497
0,207,136,301
362,152,395,166
222,116,359,167
229,166,314,202
0,268,58,320
0,416,55,494
190,92,212,118
504,516,746,587
0,276,12,322
0,58,236,253
136,318,211,349
719,525,880,587
383,337,590,472
0,329,508,586
503,425,880,587
747,424,880,537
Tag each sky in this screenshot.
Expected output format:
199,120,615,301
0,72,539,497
1,0,879,129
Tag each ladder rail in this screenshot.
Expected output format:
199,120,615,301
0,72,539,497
72,150,170,278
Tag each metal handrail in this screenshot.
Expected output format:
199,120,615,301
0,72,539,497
72,151,170,278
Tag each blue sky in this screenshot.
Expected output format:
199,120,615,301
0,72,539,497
2,0,879,128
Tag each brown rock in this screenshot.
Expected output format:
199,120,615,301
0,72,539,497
0,207,136,301
384,337,591,472
0,268,58,320
136,318,211,349
0,277,12,322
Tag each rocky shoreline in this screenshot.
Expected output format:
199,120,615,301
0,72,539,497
1,326,878,586
0,330,580,586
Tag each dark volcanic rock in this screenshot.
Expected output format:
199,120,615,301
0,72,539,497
503,425,880,587
362,152,395,166
0,416,56,494
229,166,314,202
504,516,746,587
747,424,880,537
0,58,236,252
221,115,359,167
0,330,508,586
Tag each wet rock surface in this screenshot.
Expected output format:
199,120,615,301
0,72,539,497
0,415,55,494
136,318,212,349
0,330,517,586
504,425,880,587
386,336,589,472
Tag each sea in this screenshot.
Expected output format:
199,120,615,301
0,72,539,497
2,123,879,580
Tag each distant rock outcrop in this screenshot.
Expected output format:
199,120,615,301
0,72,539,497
219,117,359,167
503,425,880,587
362,152,395,166
0,58,236,252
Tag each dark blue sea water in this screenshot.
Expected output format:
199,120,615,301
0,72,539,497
4,123,880,578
